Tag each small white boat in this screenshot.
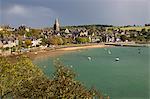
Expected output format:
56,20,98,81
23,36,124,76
115,57,120,61
44,65,47,68
108,50,111,54
88,57,92,60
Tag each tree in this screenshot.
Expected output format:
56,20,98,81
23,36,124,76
141,28,146,35
120,35,128,42
0,56,108,98
25,32,32,37
41,38,48,46
48,36,64,45
145,31,150,41
30,29,41,38
0,56,43,98
16,29,27,36
137,36,146,41
76,37,89,44
25,39,32,47
62,37,73,45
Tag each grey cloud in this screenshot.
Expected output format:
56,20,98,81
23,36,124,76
1,4,58,27
0,0,149,27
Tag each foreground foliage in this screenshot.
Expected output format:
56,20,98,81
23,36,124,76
0,56,109,99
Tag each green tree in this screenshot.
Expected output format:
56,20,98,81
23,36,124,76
62,37,73,45
76,37,89,44
25,39,32,47
141,28,146,35
145,31,150,41
120,35,128,42
25,32,32,37
0,56,43,98
41,38,48,46
48,36,64,45
137,36,146,41
30,29,41,38
0,56,108,98
16,29,27,36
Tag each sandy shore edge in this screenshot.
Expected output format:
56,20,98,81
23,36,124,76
56,44,108,51
27,44,109,60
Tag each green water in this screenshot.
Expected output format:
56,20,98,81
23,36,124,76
35,47,150,99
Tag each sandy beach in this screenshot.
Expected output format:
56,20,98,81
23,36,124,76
26,44,109,60
57,44,108,51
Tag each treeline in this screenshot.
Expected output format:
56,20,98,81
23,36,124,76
62,24,113,29
41,36,90,46
145,24,150,26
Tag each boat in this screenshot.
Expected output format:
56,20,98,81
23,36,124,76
115,57,120,61
88,56,92,60
108,50,111,54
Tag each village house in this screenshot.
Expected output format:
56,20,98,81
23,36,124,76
71,29,80,38
90,36,101,43
79,30,88,37
61,28,72,37
3,40,16,48
64,28,70,33
32,38,42,47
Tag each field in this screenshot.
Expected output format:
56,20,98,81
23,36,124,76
107,26,150,31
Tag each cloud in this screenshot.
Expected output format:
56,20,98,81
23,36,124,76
6,5,28,16
1,4,58,27
0,0,148,27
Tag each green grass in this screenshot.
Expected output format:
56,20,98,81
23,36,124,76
107,26,150,31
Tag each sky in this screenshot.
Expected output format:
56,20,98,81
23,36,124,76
0,0,149,28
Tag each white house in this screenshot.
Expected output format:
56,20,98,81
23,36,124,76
116,38,121,42
80,30,88,36
65,28,70,33
25,28,30,32
3,41,16,48
32,39,42,47
15,39,19,46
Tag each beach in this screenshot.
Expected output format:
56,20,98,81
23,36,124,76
57,44,108,51
26,44,109,60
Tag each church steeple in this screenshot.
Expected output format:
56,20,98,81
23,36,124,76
54,18,60,31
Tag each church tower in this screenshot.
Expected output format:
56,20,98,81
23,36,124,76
53,18,60,31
